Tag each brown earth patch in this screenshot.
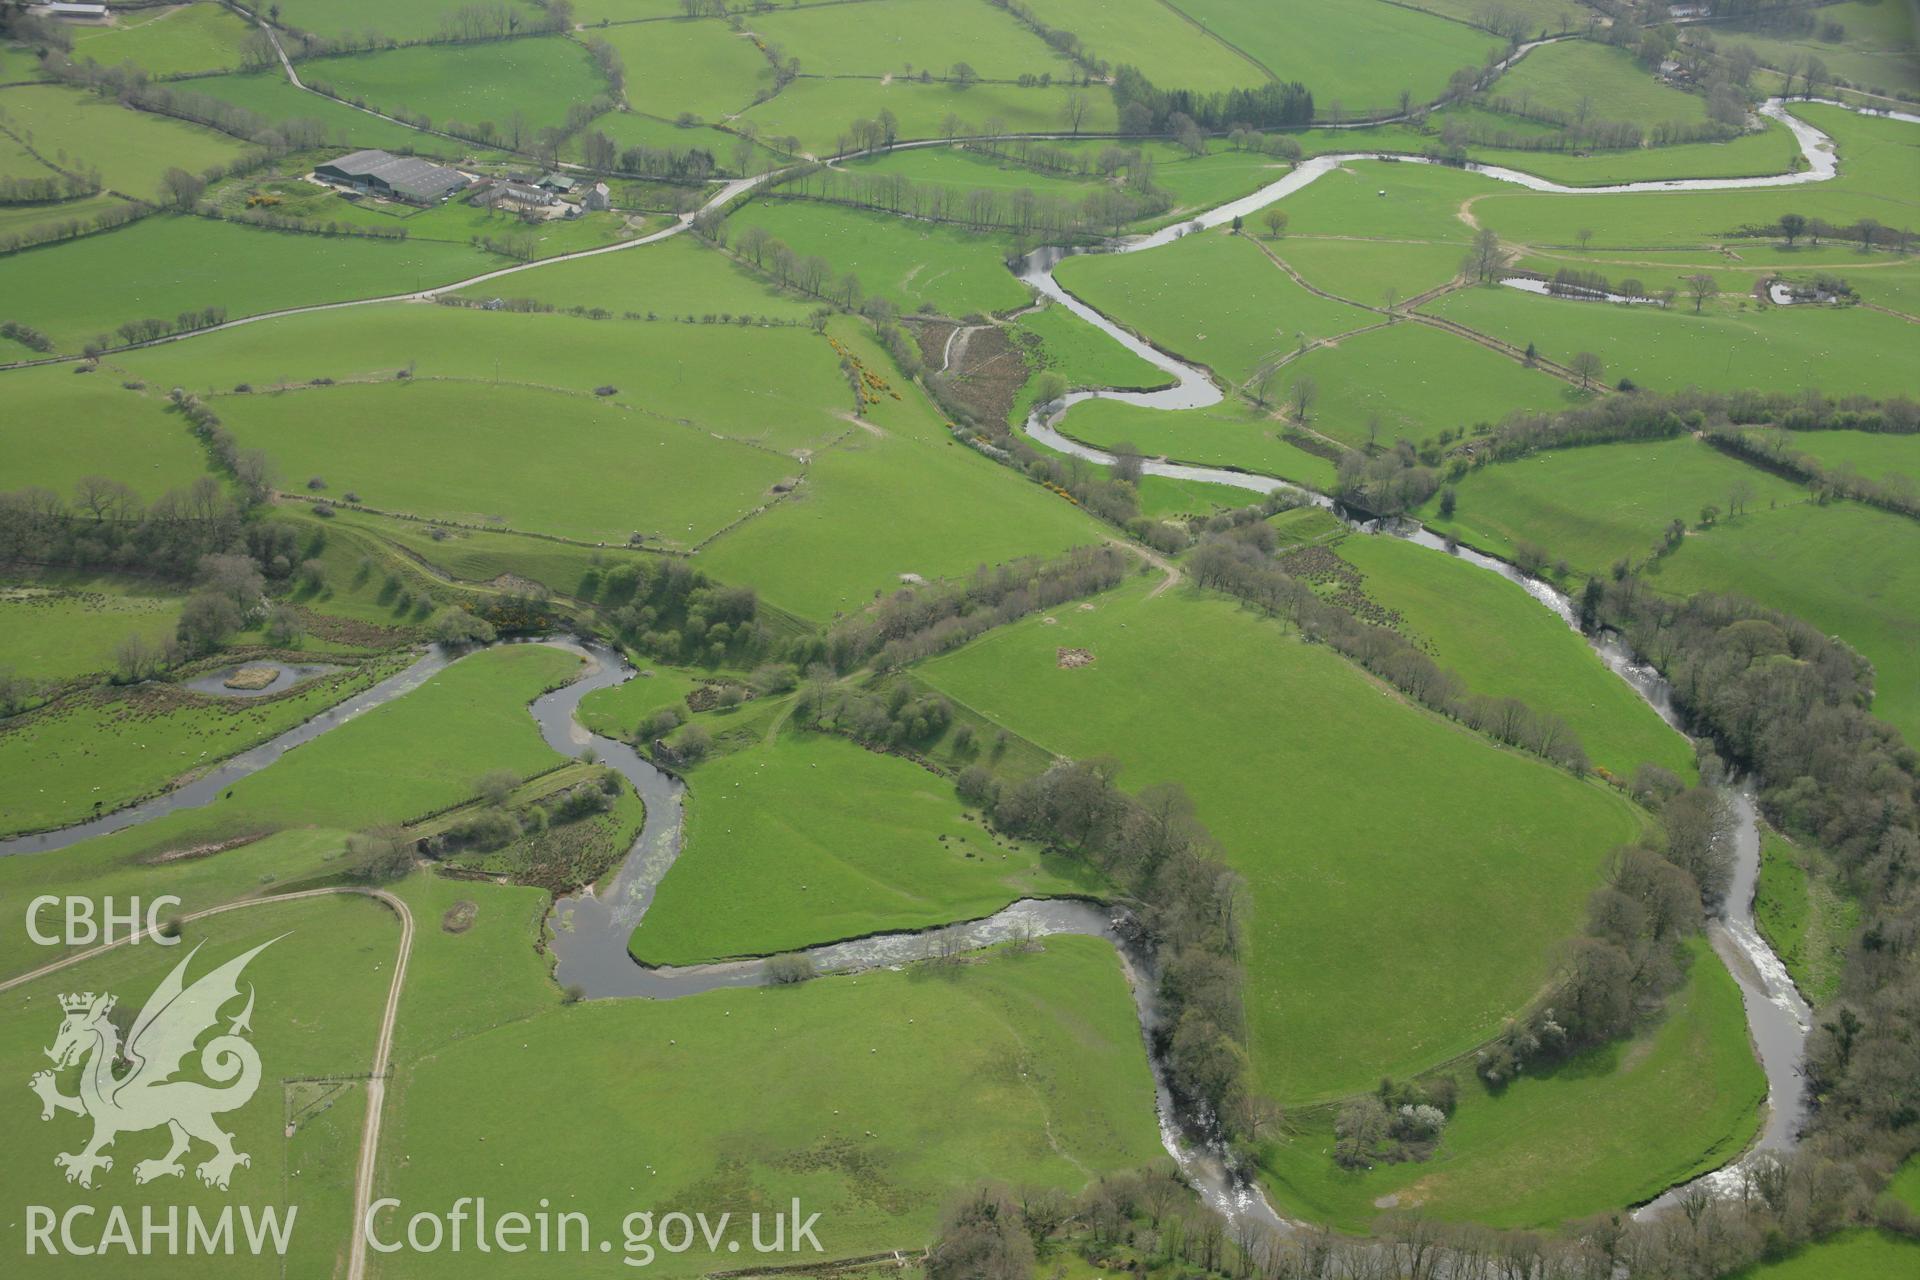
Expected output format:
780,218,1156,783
223,665,280,690
1057,647,1094,669
441,900,478,934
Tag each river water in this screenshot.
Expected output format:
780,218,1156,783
5,91,1888,1234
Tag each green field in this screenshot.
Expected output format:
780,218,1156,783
0,365,210,494
1331,532,1694,781
1258,936,1764,1228
925,580,1646,1101
272,0,546,43
1014,298,1172,396
1732,1230,1920,1280
724,197,1029,316
0,83,251,197
1713,0,1920,99
3,890,393,1279
1426,285,1920,400
1166,0,1504,112
118,305,859,452
1486,39,1710,129
1271,319,1574,449
1422,441,1920,745
699,370,1106,618
1017,0,1269,88
68,3,255,78
635,729,1104,964
0,581,185,684
752,0,1067,81
0,214,497,351
1772,427,1920,487
185,70,474,157
596,19,771,123
1053,395,1338,491
302,37,607,135
0,657,399,837
1420,436,1807,571
1754,829,1858,1006
216,379,795,548
375,935,1162,1278
1272,237,1468,308
737,76,1118,155
1054,229,1376,387
454,228,813,319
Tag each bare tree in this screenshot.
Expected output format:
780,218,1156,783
1061,90,1089,135
1570,350,1603,389
1684,272,1719,313
1289,375,1319,422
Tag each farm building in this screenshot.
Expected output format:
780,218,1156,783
583,182,612,212
537,173,578,195
313,150,471,205
37,3,110,18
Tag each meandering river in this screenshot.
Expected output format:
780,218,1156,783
8,91,1902,1234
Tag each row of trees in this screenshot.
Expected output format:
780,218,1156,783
584,557,778,669
965,758,1266,1138
821,546,1131,673
1110,66,1315,134
0,168,100,206
1188,519,1592,774
1730,211,1918,254
767,160,1171,239
1707,426,1918,519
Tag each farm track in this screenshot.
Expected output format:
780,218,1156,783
0,883,415,1280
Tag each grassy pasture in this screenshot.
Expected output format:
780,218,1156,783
634,729,1104,964
302,37,606,134
924,581,1645,1101
1014,298,1172,392
0,214,496,350
272,0,544,42
1467,105,1920,250
596,19,771,122
737,76,1118,154
1649,500,1920,747
0,129,53,179
216,380,796,548
1331,532,1694,781
0,194,138,257
1053,229,1376,386
68,3,254,78
0,365,210,495
753,0,1067,81
569,106,783,173
1732,1230,1920,1280
575,664,712,740
0,582,184,684
375,936,1161,1279
1273,319,1574,449
1754,830,1857,1005
1426,284,1919,400
1770,428,1920,487
1,891,392,1279
1017,0,1268,88
699,402,1104,619
725,196,1030,316
185,70,476,157
1486,39,1709,129
1053,395,1340,492
1279,158,1494,244
0,83,250,196
1471,117,1805,186
1712,0,1920,99
1418,436,1808,574
1270,237,1466,307
1166,0,1503,111
117,306,859,452
453,232,816,319
0,656,402,838
1259,936,1763,1228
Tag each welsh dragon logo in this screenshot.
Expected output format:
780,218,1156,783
30,939,277,1191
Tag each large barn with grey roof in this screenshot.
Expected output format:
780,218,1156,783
313,150,471,205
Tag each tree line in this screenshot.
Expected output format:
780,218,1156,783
766,159,1172,239
1705,426,1919,521
1110,66,1314,134
1589,580,1919,1213
0,169,101,206
1728,211,1918,254
1187,517,1593,774
961,758,1267,1139
821,546,1131,674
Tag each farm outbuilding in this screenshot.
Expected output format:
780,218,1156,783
313,150,471,205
